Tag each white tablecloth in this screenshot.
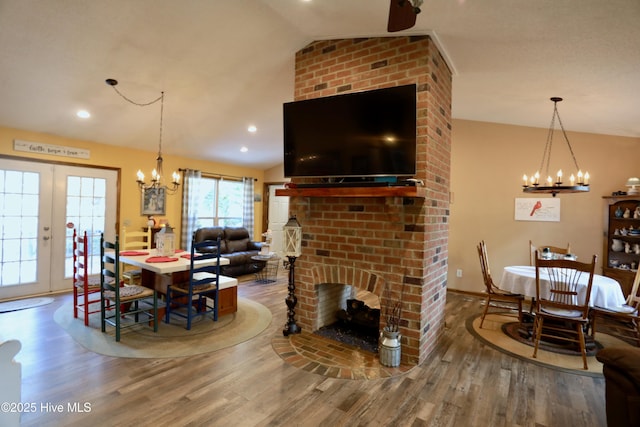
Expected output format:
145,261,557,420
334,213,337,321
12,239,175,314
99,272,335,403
500,265,626,310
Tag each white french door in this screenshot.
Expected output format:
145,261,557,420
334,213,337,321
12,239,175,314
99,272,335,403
0,159,117,299
267,184,289,258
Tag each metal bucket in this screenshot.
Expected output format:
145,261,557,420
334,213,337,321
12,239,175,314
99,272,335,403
379,330,401,367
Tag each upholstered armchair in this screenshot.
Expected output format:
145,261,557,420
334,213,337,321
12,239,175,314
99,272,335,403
596,346,640,427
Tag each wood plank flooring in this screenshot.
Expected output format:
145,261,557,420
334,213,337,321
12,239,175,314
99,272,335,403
0,274,607,427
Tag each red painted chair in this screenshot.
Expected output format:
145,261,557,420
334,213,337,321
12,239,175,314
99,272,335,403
73,229,102,326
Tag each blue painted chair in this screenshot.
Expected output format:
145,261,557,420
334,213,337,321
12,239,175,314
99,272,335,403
164,236,221,330
100,234,158,341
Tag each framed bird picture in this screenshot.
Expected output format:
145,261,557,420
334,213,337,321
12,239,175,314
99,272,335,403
514,198,560,222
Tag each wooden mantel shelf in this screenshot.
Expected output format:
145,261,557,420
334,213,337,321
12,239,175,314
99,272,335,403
275,186,426,198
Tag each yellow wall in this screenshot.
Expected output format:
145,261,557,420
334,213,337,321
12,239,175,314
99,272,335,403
0,126,266,241
449,119,640,293
264,163,288,183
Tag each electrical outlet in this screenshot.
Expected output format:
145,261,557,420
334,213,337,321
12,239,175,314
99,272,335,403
456,269,463,278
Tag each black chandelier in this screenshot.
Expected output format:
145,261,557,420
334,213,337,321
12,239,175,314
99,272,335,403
522,97,590,197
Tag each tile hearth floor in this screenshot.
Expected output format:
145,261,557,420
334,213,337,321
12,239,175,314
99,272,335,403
271,331,414,380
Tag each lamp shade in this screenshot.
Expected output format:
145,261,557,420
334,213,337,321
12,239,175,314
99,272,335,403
626,177,640,187
283,216,302,257
626,177,640,195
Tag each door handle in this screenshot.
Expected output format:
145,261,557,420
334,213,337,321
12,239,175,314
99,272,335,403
43,236,50,241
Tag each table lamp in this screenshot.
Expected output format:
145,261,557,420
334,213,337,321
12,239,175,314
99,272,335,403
626,177,640,195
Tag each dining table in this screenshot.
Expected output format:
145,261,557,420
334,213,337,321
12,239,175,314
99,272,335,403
117,249,238,316
500,265,626,310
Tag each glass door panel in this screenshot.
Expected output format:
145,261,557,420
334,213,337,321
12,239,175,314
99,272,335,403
0,160,53,298
52,165,117,293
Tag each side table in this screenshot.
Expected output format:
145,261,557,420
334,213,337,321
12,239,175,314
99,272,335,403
251,254,280,284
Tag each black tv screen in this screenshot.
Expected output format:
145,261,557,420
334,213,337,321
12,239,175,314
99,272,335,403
283,84,417,179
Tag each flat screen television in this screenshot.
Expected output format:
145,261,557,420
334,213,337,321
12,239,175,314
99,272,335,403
283,84,417,179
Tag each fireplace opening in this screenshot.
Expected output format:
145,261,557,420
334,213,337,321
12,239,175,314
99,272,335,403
314,298,380,353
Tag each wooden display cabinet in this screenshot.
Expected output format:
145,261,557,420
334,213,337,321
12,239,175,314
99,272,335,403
603,195,640,297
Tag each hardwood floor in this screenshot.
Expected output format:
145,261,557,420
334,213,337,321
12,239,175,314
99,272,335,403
1,274,607,427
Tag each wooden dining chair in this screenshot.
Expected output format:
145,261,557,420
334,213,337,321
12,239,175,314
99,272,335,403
121,227,152,285
589,267,640,347
477,240,524,328
100,233,158,341
532,252,597,369
529,240,572,265
73,229,102,326
165,236,221,330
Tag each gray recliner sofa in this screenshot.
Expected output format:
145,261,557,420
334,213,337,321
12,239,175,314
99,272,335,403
193,227,264,277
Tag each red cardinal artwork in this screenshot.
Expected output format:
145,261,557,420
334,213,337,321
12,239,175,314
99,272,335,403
530,200,542,216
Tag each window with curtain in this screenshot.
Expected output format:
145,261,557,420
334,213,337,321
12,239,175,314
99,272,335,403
196,177,244,228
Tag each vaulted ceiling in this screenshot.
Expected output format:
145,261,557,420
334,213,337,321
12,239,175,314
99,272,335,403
1,0,638,170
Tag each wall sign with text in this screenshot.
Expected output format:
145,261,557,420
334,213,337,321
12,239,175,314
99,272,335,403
514,198,560,222
14,139,90,159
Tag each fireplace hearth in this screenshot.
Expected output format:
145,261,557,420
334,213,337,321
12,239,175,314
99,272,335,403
314,298,380,353
315,323,379,354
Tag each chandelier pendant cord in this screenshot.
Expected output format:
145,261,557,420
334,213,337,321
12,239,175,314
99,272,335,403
108,84,165,155
539,100,581,179
106,78,179,194
158,92,164,161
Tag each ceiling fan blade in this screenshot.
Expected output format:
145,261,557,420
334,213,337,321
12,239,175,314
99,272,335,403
387,0,417,32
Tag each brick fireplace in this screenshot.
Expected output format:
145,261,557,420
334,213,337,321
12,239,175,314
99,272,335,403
285,36,452,365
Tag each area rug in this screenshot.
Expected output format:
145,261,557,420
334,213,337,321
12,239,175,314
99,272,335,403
54,297,272,358
501,320,601,356
0,297,54,313
466,313,633,376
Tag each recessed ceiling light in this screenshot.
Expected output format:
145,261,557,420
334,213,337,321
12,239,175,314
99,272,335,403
240,147,248,153
248,125,257,133
77,110,91,119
